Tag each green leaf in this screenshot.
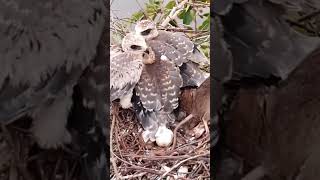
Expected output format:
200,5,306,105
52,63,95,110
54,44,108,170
143,0,162,19
165,0,175,10
198,16,210,30
202,12,210,17
178,9,186,19
183,8,195,25
131,11,145,22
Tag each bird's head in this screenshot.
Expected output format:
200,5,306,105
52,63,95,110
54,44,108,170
121,32,148,53
135,20,159,40
142,47,156,64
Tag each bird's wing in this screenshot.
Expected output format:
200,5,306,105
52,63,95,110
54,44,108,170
110,52,143,101
268,0,320,11
158,31,194,59
135,57,183,113
213,0,248,15
154,31,210,88
220,0,320,81
147,40,187,66
212,16,233,83
72,23,108,180
110,45,123,58
158,31,209,66
132,90,176,141
0,0,107,179
0,0,105,123
180,62,209,87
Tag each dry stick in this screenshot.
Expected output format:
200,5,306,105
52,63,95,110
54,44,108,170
113,152,174,176
168,114,194,155
1,124,34,180
110,115,121,179
114,117,124,158
158,27,207,33
111,113,162,178
298,10,320,22
161,0,189,27
200,160,210,176
129,154,192,160
202,112,209,134
118,172,147,179
52,156,62,180
160,152,210,178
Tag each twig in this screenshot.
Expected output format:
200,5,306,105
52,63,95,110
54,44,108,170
193,0,197,32
118,172,147,179
114,117,123,158
112,152,174,176
125,154,192,160
201,112,209,134
186,1,210,7
110,115,121,179
298,10,320,22
286,19,316,34
200,160,209,176
161,0,189,27
158,27,207,33
160,152,209,178
169,114,194,154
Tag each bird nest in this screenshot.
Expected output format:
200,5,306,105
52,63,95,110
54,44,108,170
110,103,210,179
0,118,85,180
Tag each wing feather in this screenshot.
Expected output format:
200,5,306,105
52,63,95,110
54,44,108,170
110,52,143,101
147,40,187,66
135,57,182,112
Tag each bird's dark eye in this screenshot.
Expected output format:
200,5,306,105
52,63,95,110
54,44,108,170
141,29,152,36
145,49,150,54
130,45,142,50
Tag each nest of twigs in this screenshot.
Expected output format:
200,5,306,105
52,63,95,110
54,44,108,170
0,118,85,180
110,103,210,180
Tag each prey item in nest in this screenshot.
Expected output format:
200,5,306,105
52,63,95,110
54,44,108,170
225,49,320,180
180,78,210,135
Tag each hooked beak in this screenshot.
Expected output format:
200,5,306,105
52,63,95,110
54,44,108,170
142,47,156,65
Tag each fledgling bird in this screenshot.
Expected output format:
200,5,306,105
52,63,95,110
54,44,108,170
0,0,107,179
133,20,210,147
134,19,209,88
132,47,183,146
110,32,154,109
0,0,105,149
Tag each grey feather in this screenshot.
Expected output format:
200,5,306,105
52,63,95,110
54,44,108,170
0,0,107,179
135,56,182,112
110,52,144,102
157,30,209,67
0,0,105,124
221,0,320,81
180,62,209,87
212,16,233,83
146,40,187,66
157,31,194,61
135,20,210,88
